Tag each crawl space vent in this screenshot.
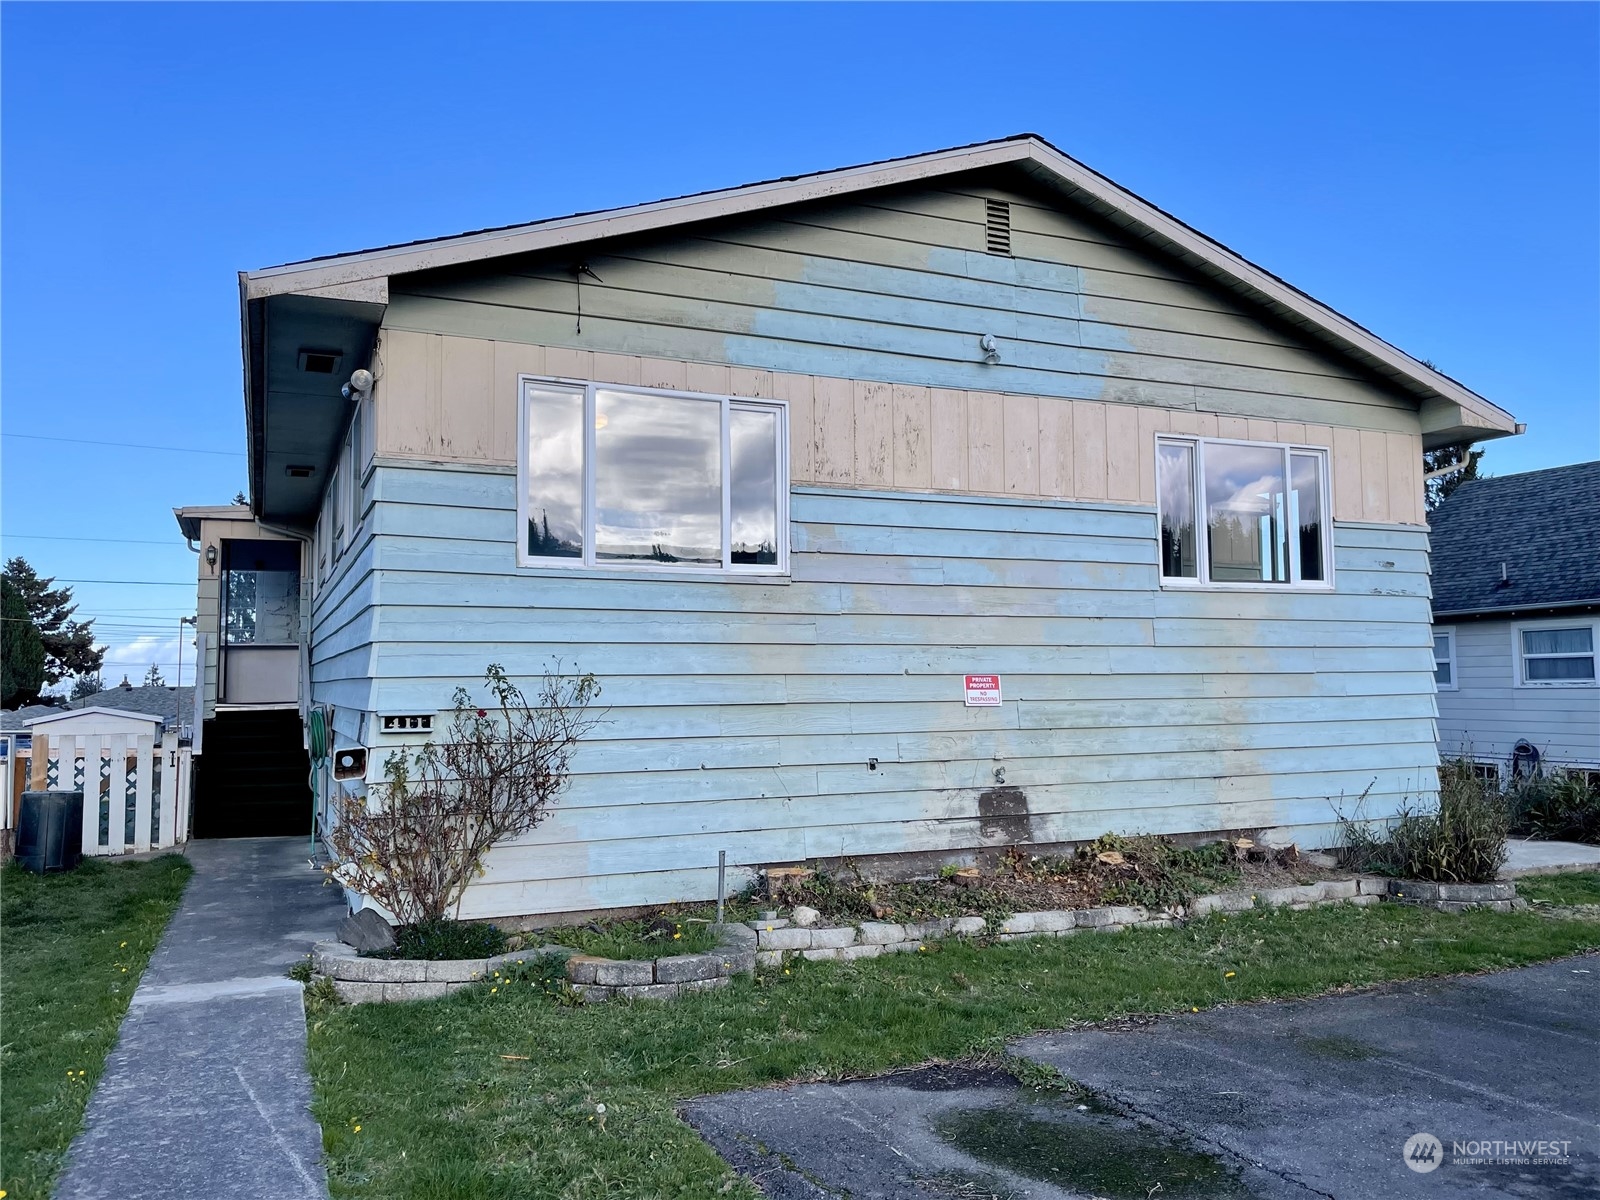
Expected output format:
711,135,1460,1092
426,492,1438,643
380,713,433,735
984,199,1011,256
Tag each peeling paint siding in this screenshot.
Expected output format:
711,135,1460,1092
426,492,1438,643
1436,618,1600,768
373,333,1425,525
308,461,1439,919
372,178,1428,524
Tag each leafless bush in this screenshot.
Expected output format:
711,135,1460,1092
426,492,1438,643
326,663,601,924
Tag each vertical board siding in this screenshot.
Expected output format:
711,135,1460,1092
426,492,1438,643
322,462,1441,919
1436,618,1600,769
372,174,1430,527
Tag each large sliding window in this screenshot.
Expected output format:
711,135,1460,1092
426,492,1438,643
1158,436,1332,589
518,378,788,573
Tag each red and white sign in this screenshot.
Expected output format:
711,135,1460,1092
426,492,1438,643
963,674,1002,707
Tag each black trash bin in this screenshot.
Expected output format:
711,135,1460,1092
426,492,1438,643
16,790,85,874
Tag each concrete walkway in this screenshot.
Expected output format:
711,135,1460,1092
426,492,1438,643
1503,838,1600,877
57,838,348,1200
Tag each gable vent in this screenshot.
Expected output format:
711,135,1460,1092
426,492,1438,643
984,199,1011,255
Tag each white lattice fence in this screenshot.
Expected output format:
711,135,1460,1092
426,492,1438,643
30,731,191,855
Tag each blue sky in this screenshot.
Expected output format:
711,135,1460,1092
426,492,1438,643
3,2,1596,687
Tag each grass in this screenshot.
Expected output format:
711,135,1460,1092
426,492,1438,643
1515,870,1600,908
539,916,718,960
1,855,192,1199
305,901,1600,1199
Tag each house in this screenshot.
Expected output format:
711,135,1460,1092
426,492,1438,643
69,682,196,734
1430,461,1600,778
172,504,312,838
193,134,1521,920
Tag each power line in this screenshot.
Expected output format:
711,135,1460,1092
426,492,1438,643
4,433,244,457
2,533,179,546
47,579,193,586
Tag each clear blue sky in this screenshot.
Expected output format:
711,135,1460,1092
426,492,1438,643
3,2,1596,687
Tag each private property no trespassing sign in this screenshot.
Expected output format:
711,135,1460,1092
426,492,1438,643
963,675,1002,706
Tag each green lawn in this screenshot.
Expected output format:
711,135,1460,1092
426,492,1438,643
306,902,1600,1199
1,855,192,1200
1515,870,1600,907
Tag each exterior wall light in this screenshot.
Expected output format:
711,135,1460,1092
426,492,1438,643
205,545,218,570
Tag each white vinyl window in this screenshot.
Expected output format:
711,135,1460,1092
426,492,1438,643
517,377,788,574
1433,628,1456,690
1157,437,1332,589
1514,621,1597,687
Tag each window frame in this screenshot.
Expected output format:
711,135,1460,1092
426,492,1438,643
516,375,790,577
1512,618,1599,688
1432,626,1457,691
1155,435,1335,592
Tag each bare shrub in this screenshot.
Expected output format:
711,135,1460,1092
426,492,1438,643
1335,761,1508,883
326,663,600,924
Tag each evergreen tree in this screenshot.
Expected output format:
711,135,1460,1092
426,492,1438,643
143,663,167,688
1,557,104,685
1423,444,1485,512
70,672,106,700
2,578,46,708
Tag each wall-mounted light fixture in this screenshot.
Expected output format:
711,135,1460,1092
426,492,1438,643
204,545,218,570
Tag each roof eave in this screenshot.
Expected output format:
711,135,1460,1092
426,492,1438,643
239,134,1516,441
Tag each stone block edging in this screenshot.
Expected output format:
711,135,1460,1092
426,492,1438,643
312,876,1517,1004
315,923,758,1005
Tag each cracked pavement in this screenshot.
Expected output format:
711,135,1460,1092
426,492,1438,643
684,954,1599,1198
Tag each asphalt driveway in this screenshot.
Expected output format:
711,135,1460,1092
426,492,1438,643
685,954,1599,1199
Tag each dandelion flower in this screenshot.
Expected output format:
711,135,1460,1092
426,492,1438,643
120,941,127,948
673,933,682,940
353,1125,362,1133
1224,971,1236,979
783,969,790,976
1191,1007,1199,1013
490,987,498,994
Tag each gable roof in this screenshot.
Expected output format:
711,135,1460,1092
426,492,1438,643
1430,461,1600,619
1,704,62,732
69,685,194,728
25,706,165,729
242,133,1516,441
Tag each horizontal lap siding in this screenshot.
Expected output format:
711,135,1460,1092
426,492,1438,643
1436,619,1600,768
353,463,1437,919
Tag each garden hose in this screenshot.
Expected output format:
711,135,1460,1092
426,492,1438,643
306,707,330,851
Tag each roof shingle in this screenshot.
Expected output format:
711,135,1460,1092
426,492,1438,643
1429,461,1600,617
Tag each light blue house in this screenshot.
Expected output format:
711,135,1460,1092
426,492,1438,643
208,136,1520,920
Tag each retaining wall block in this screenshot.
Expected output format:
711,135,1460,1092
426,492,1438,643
594,959,654,987
714,923,758,946
565,955,607,985
1349,894,1380,907
654,953,724,984
756,950,784,968
999,913,1037,934
574,984,614,1004
1141,918,1176,930
881,940,922,953
1033,911,1077,933
1074,907,1117,929
801,947,841,962
332,980,385,1005
905,918,954,940
951,917,987,936
427,958,489,983
615,983,680,1001
716,950,757,976
312,942,355,975
810,926,859,949
1319,879,1359,901
1187,894,1222,918
385,981,448,1002
1389,881,1440,901
1103,906,1146,926
758,927,813,951
857,921,908,945
1357,876,1392,896
748,918,790,931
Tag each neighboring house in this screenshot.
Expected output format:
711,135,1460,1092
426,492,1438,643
191,134,1520,920
172,504,312,838
69,683,195,734
1430,461,1600,777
